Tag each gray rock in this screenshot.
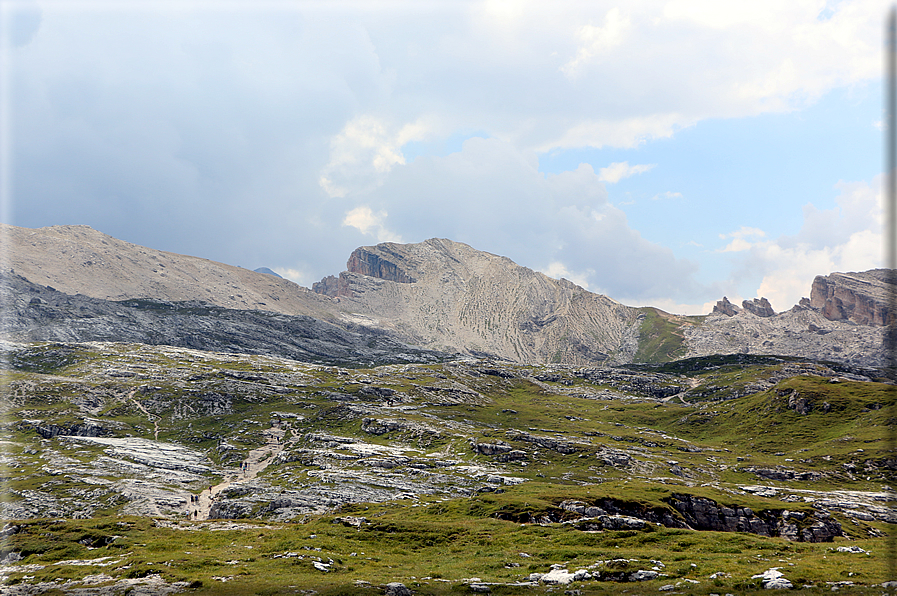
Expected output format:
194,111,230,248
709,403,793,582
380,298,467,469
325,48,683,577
713,297,740,316
385,582,412,596
742,297,775,317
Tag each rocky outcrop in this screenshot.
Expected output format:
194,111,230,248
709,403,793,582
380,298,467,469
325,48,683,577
742,297,775,317
712,297,740,316
34,421,111,439
346,247,416,283
664,493,841,542
809,270,893,326
310,274,350,298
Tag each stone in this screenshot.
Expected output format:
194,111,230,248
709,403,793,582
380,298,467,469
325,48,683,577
712,297,740,316
630,570,658,581
810,270,893,326
836,545,867,553
742,297,775,317
385,582,413,596
763,578,792,589
541,568,576,585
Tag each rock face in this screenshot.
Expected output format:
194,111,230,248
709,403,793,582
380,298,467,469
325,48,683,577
664,493,841,542
312,238,641,365
712,297,740,316
347,247,417,284
742,297,775,317
809,270,893,326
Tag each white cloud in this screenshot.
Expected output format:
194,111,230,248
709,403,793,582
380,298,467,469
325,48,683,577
562,7,631,77
320,115,433,198
597,161,656,184
342,205,403,243
272,267,310,285
717,226,767,252
735,177,883,310
651,191,683,201
541,261,593,290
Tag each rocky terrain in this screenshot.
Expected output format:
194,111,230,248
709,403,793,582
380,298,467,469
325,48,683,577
0,271,447,368
313,240,641,365
0,225,894,594
0,339,894,593
683,300,885,368
1,224,890,369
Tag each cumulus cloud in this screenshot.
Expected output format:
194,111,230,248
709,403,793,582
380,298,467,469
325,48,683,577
562,7,631,77
342,205,403,243
717,227,767,252
320,115,433,198
597,161,656,184
730,177,883,311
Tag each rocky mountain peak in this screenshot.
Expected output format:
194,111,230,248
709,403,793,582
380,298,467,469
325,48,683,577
312,238,637,365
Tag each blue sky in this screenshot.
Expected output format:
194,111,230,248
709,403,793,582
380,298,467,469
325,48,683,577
1,0,888,314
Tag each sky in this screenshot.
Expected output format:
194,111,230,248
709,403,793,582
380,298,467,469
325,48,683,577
0,0,889,314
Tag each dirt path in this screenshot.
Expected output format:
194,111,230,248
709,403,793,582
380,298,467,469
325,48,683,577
189,425,288,520
127,387,160,441
662,377,702,404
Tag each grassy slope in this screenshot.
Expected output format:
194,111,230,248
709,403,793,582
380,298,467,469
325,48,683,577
1,343,894,594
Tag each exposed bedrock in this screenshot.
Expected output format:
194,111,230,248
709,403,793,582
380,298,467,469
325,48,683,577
346,247,416,284
742,297,775,317
809,270,893,326
551,495,842,542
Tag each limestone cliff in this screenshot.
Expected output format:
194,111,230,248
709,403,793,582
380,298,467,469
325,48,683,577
809,270,893,326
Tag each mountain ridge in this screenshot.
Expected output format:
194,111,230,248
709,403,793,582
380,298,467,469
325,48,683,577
0,224,888,367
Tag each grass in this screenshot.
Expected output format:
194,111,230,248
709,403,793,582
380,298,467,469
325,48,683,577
3,507,892,594
1,342,894,594
632,308,689,364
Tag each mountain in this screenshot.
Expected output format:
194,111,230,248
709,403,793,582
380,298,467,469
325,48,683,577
253,267,283,278
0,224,888,368
684,270,890,368
0,224,334,319
313,239,641,364
0,271,447,367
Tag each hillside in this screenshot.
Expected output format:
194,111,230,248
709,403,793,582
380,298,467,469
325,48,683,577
0,224,335,320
